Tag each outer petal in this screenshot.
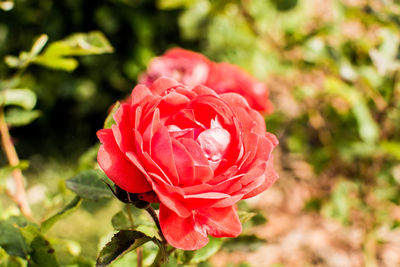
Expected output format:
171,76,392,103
206,62,273,113
160,204,242,250
198,206,242,238
150,77,182,96
130,84,153,107
243,156,278,199
164,48,210,63
97,129,151,193
159,204,208,250
219,92,250,109
112,104,135,153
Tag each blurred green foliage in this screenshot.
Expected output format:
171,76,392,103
1,0,400,266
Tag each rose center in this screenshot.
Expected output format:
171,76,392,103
167,117,231,171
196,117,231,170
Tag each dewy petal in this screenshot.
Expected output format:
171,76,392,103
97,129,151,193
159,204,208,250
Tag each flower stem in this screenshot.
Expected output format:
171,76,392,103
125,205,135,229
125,205,143,267
145,206,167,244
0,107,32,219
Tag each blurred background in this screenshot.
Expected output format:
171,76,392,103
1,0,400,266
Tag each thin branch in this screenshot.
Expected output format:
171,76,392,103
136,248,143,267
0,107,32,219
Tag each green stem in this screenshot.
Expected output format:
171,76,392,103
125,205,135,229
145,206,167,244
146,206,170,267
125,205,143,267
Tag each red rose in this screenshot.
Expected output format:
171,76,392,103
206,63,273,113
97,77,278,250
139,48,211,86
139,48,273,114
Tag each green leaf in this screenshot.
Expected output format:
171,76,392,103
28,235,60,267
175,250,195,265
49,239,82,266
325,78,379,144
322,181,359,225
0,89,37,110
179,0,210,40
77,143,100,171
4,55,20,68
4,34,49,69
5,108,41,127
238,210,257,224
0,220,29,259
41,196,82,233
19,225,41,246
380,141,400,160
222,235,265,252
157,0,193,9
190,237,223,264
43,31,114,57
30,35,48,57
103,101,120,129
66,170,113,201
111,211,132,231
32,56,79,72
96,230,152,267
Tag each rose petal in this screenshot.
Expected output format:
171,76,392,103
198,206,242,238
112,104,135,153
219,92,250,109
158,91,190,117
171,139,195,185
159,205,208,250
97,129,151,193
150,77,182,96
148,173,191,218
243,155,278,199
130,84,152,106
197,127,231,171
150,126,180,185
